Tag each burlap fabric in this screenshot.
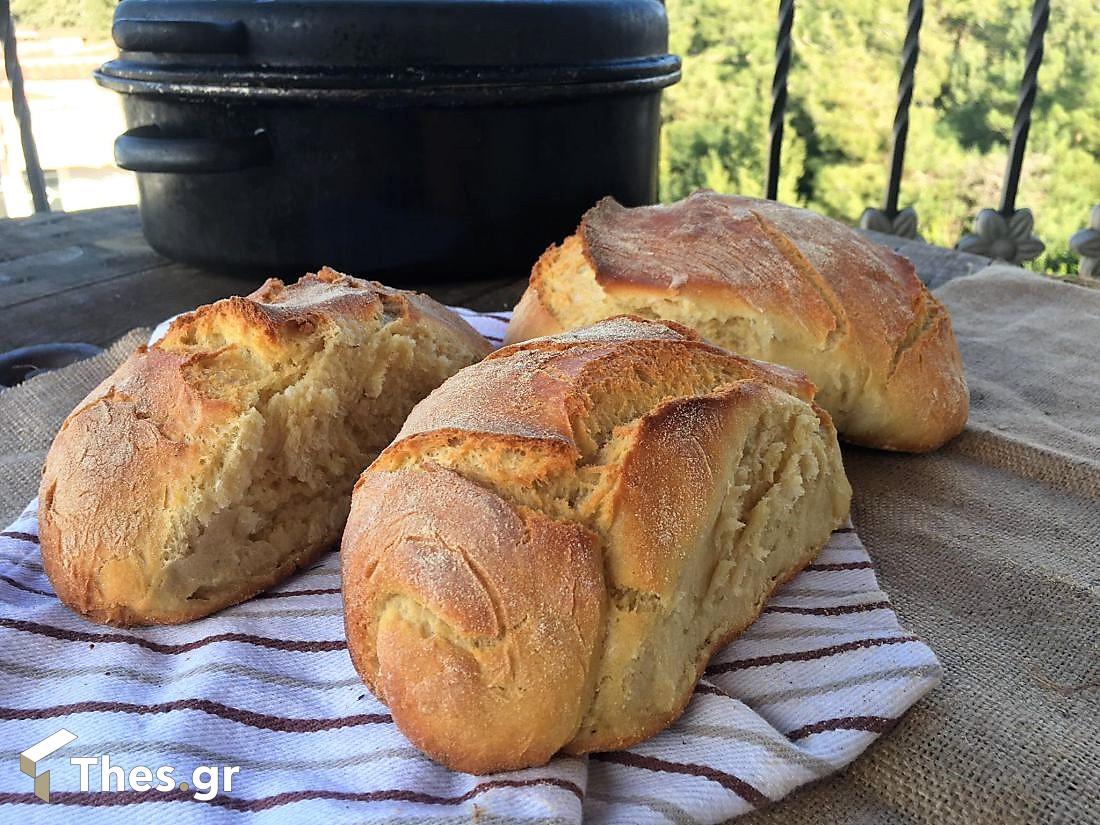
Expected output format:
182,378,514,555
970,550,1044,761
1,265,1096,823
0,328,151,526
744,265,1100,825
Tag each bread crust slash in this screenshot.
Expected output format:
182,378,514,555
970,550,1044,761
40,268,492,626
505,191,968,452
342,315,852,773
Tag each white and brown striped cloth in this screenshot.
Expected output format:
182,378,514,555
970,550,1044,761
0,308,940,824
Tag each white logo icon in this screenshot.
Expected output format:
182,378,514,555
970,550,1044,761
20,729,78,802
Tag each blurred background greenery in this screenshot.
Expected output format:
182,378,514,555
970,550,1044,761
9,0,1100,271
660,0,1099,273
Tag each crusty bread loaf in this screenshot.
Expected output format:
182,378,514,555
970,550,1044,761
505,191,968,452
39,268,492,626
341,316,852,774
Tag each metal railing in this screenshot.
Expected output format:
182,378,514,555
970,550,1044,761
764,0,1095,268
1,0,1095,270
0,0,48,213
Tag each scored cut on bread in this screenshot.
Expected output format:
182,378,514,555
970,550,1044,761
505,191,968,452
342,315,852,774
39,268,492,626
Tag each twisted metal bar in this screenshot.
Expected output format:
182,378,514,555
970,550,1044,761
1000,0,1048,216
0,0,49,213
884,0,923,217
765,0,794,201
958,0,1047,262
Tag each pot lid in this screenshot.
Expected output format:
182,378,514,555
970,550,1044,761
107,0,673,71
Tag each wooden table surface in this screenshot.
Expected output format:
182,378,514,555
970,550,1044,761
0,205,996,353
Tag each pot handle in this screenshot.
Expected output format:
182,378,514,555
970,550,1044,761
114,126,271,174
113,19,247,54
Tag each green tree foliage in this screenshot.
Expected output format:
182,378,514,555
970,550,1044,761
13,0,1098,270
662,0,1100,270
10,0,114,38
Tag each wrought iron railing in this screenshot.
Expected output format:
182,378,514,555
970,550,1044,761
764,0,1093,269
0,0,48,213
0,0,1095,271
858,0,922,241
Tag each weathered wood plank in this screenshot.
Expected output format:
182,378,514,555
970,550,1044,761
0,207,141,264
409,276,525,310
0,206,1001,354
1,262,244,350
457,278,529,313
0,207,522,347
2,266,521,352
0,230,164,309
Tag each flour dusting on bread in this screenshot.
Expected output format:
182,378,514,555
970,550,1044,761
39,270,491,626
342,316,851,774
505,191,968,452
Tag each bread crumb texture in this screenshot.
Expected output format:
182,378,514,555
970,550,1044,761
38,268,491,626
506,191,968,452
342,316,852,773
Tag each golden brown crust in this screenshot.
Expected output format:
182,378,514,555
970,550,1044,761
502,247,572,345
342,464,605,774
506,192,969,452
40,268,491,626
391,315,816,464
164,267,489,357
342,316,851,773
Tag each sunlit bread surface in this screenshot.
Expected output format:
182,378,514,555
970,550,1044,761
505,192,968,452
39,268,492,626
342,316,852,774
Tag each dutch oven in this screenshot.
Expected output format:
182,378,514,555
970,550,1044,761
95,0,681,282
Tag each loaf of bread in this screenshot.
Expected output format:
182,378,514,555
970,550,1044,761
39,268,492,626
341,316,852,773
505,191,968,452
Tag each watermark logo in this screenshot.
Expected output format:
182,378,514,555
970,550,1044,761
19,729,77,802
70,755,239,801
19,730,240,803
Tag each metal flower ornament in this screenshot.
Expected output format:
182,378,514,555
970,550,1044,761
957,208,1045,264
957,0,1049,267
1068,206,1100,281
859,207,921,241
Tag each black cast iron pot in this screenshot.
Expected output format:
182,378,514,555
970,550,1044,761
95,0,680,282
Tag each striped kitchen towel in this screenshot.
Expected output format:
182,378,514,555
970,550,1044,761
0,308,940,824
